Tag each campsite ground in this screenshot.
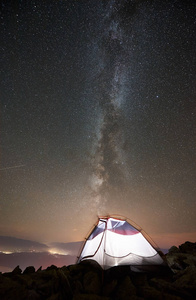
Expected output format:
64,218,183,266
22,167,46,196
0,241,195,300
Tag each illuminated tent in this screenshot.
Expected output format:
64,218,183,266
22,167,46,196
77,216,166,271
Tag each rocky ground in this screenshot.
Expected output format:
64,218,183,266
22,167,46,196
0,241,195,300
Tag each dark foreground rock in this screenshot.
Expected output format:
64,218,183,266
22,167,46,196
0,241,195,300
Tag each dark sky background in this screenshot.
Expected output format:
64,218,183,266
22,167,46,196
1,0,196,249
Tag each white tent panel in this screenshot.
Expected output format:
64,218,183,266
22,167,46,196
105,231,157,257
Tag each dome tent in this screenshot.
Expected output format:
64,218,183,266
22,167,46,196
77,216,166,272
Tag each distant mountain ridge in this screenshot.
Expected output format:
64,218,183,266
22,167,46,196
0,236,83,273
0,236,49,252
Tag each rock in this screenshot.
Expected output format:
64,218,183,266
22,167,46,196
139,285,163,300
14,273,33,287
12,265,22,275
56,268,73,299
46,265,58,271
173,265,196,295
47,293,62,300
102,278,118,297
60,265,69,274
168,246,180,254
23,266,35,274
0,274,28,300
166,253,187,271
35,269,59,297
130,272,148,288
103,266,131,298
73,294,109,300
115,275,137,300
167,242,196,273
72,279,83,294
83,270,102,295
26,289,41,300
166,251,196,272
69,260,102,296
179,241,196,254
150,277,192,299
105,265,130,281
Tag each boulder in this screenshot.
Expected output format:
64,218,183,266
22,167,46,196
139,285,164,300
23,266,36,274
12,265,22,275
114,275,137,300
0,274,28,300
35,269,60,297
166,251,196,272
168,246,180,254
179,241,196,254
150,277,192,299
173,265,196,295
56,268,73,299
166,253,188,271
73,294,109,300
46,265,58,271
102,278,118,297
83,270,102,295
26,289,41,300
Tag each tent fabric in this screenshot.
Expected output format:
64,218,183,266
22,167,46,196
77,216,165,271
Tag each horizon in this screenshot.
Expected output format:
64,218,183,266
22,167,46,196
0,233,195,274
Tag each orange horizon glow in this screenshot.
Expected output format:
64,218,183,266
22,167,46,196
151,232,196,249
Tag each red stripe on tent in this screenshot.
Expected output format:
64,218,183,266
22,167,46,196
108,228,139,235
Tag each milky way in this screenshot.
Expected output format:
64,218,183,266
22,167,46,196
88,1,130,212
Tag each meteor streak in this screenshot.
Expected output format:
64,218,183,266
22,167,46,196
0,165,25,171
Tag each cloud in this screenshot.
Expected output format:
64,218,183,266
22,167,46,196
48,241,82,256
0,236,48,253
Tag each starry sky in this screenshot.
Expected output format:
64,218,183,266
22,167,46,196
1,0,196,249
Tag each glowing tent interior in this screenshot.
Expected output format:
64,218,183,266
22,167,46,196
77,216,166,271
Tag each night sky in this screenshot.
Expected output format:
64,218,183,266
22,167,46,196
1,0,196,249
